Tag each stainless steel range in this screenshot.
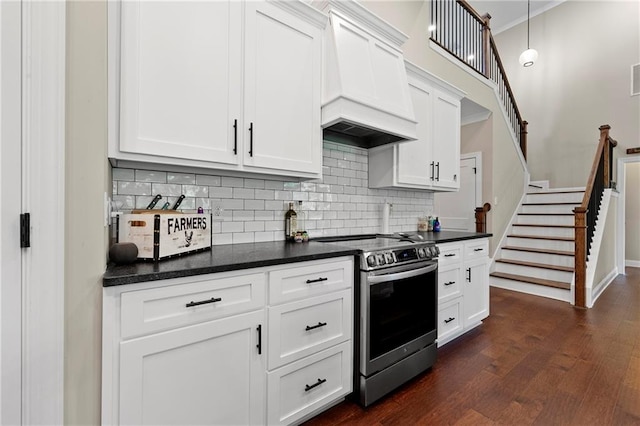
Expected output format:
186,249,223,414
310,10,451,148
316,234,439,406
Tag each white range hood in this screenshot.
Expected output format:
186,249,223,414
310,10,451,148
319,1,418,148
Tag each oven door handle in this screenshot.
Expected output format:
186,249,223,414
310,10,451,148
367,263,437,284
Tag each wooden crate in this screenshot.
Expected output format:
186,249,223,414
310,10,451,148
118,212,211,261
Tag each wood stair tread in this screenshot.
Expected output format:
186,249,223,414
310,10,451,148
518,213,574,216
507,234,575,242
490,272,571,290
522,202,581,206
502,245,574,256
513,224,574,228
526,190,585,194
496,258,574,272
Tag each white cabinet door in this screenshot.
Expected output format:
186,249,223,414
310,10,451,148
242,1,322,176
119,310,265,426
119,1,242,165
396,81,433,187
431,89,461,190
463,257,489,327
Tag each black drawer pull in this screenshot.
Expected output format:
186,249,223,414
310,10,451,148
186,297,222,308
444,281,456,286
474,248,484,252
444,253,456,257
304,378,327,392
305,322,327,331
306,277,328,284
256,324,262,355
444,317,455,324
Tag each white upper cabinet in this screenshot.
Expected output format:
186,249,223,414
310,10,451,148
368,61,464,191
110,1,327,179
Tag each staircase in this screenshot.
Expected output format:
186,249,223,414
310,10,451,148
490,187,585,302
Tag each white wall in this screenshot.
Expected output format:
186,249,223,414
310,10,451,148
494,1,640,188
625,162,640,264
65,1,108,424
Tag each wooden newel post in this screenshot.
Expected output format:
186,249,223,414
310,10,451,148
482,13,492,79
574,206,587,308
521,120,528,161
475,202,491,233
599,124,611,187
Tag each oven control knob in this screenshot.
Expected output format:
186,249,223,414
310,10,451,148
418,248,426,258
377,254,386,265
385,253,394,264
433,246,440,256
367,255,377,267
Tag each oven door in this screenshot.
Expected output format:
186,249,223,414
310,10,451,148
360,261,438,377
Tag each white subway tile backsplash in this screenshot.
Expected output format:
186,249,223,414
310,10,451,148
167,173,196,185
111,142,435,244
135,170,167,183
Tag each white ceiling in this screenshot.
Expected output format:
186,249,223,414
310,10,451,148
466,0,565,34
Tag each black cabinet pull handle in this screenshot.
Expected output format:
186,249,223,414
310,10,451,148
249,122,253,157
185,297,222,308
233,119,238,155
256,324,262,355
444,253,456,257
304,378,326,392
474,248,483,252
306,277,328,284
466,268,471,282
436,162,440,181
430,162,435,180
305,322,327,331
444,317,455,324
444,281,455,286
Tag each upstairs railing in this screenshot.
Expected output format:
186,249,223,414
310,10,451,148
429,0,528,160
574,125,617,308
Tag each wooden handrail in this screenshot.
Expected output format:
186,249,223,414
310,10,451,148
430,0,528,160
574,124,617,308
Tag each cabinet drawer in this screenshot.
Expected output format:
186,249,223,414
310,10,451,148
269,257,353,305
267,341,352,426
438,298,463,346
437,243,462,264
121,272,265,339
465,239,489,260
438,264,462,303
268,290,351,370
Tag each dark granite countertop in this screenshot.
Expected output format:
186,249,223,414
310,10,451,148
415,230,492,244
103,240,359,287
103,231,491,287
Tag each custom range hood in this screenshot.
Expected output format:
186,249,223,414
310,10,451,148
319,1,418,148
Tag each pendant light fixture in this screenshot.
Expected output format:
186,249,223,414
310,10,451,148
519,0,538,67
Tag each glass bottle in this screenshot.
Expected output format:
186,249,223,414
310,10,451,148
284,202,297,241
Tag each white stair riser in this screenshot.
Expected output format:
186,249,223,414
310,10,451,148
506,237,574,252
511,225,574,239
494,262,573,283
521,204,580,214
525,192,584,204
501,249,574,268
516,215,574,226
490,277,572,303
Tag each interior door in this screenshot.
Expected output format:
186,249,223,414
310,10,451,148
0,1,23,423
434,156,478,231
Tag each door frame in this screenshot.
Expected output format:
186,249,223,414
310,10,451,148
0,1,66,423
1,2,24,424
461,151,483,210
617,155,640,273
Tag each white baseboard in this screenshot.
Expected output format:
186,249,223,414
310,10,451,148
626,260,640,268
589,267,619,307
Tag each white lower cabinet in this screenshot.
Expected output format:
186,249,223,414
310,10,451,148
437,238,489,346
102,256,354,426
119,310,265,426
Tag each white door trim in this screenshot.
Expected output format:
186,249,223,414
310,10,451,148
617,155,640,274
21,1,66,423
461,152,483,208
1,1,24,424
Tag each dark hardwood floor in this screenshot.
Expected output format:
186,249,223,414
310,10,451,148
305,267,640,426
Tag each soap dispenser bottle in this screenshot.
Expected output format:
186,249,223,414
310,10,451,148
433,217,441,232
